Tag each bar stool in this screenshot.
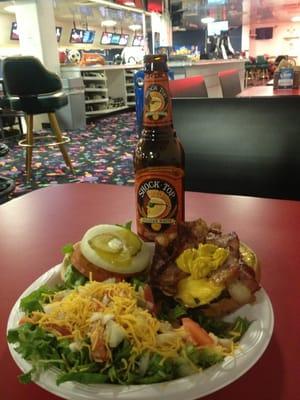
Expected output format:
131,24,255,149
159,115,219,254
244,60,256,88
255,55,269,81
3,56,74,181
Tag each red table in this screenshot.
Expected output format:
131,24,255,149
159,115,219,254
237,85,300,97
1,183,300,400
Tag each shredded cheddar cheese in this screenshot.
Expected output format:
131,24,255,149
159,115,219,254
30,281,185,363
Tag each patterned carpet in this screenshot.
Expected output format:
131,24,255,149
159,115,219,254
0,111,137,202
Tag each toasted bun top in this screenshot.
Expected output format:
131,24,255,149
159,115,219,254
240,242,261,283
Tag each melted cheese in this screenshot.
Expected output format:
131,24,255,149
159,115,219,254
176,276,224,307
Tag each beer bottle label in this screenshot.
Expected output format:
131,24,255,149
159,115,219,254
135,166,184,241
143,74,172,127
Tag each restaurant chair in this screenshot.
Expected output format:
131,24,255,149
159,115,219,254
218,69,242,98
3,56,74,181
255,55,269,80
169,75,208,98
244,60,256,88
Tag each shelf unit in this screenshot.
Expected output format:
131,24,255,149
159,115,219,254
85,98,108,104
61,65,141,119
82,77,107,81
125,69,136,108
85,88,108,93
81,70,109,115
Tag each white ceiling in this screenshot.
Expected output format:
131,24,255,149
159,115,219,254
171,0,300,28
1,0,300,28
0,0,145,29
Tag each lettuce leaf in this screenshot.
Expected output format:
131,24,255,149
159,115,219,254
20,286,57,314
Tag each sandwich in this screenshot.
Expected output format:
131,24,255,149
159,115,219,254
61,224,153,283
150,218,261,317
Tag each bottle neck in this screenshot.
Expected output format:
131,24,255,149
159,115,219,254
142,70,173,130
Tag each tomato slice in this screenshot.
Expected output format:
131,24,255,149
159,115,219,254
182,317,214,346
71,243,126,282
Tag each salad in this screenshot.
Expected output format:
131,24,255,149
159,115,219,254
7,264,251,386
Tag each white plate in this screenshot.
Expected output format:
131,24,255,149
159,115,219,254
7,264,274,400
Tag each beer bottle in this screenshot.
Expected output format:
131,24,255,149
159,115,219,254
134,54,185,242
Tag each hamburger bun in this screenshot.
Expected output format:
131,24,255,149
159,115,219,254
61,224,154,283
202,242,260,317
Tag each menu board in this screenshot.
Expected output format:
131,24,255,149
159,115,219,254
132,35,144,46
83,30,95,44
111,33,121,45
70,28,85,44
119,34,129,46
100,32,113,45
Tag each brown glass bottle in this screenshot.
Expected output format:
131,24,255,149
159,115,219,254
134,54,185,242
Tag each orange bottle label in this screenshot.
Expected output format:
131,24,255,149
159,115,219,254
143,73,172,127
135,167,184,241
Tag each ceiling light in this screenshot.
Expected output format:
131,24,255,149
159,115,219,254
4,5,17,13
101,20,117,27
291,16,300,22
201,17,215,24
128,24,142,31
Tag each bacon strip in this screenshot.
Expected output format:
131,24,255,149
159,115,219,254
150,219,260,313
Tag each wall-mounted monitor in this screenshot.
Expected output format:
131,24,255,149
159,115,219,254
56,26,62,42
207,20,229,36
132,35,144,46
69,28,85,43
100,32,112,45
119,34,129,46
111,33,121,45
11,23,62,42
82,30,95,44
10,22,19,40
255,27,273,40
